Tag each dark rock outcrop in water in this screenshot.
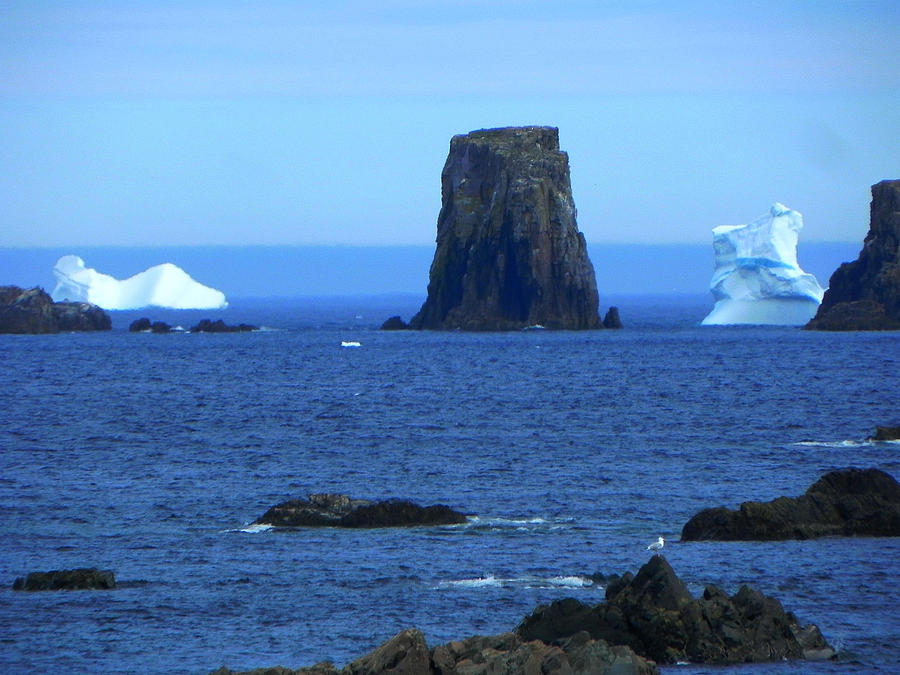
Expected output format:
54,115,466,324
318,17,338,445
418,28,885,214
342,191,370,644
253,493,468,528
189,318,258,333
129,317,173,333
517,556,834,665
379,315,409,330
0,286,111,334
407,126,603,331
681,467,900,541
212,557,834,673
870,425,900,441
806,179,900,330
13,568,116,591
602,306,623,329
211,627,658,675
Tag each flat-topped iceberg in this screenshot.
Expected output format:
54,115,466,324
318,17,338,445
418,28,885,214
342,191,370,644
51,255,227,310
701,203,824,325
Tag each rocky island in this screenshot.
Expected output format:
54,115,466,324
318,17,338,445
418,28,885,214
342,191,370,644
401,126,606,331
0,285,111,333
805,179,900,330
253,493,468,528
13,568,116,591
681,467,900,541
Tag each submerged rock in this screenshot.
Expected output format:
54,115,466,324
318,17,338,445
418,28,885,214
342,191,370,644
253,493,468,528
681,467,900,540
0,285,111,334
517,555,834,665
407,126,603,331
13,568,116,591
806,179,900,330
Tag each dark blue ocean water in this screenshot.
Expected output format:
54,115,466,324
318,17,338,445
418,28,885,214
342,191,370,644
2,295,899,674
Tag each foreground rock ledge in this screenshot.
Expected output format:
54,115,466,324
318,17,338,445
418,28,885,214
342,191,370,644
211,628,657,675
407,126,604,331
254,493,468,528
681,467,900,541
212,557,834,674
0,285,111,334
518,556,834,665
13,568,116,591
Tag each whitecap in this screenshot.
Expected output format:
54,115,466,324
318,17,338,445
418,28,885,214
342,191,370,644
341,341,361,348
226,523,274,534
439,575,500,589
792,440,872,448
548,575,595,588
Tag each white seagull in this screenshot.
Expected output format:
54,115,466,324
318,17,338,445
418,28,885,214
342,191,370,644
647,536,665,554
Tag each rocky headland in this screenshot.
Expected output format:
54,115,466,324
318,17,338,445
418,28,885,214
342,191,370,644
681,467,900,541
253,493,468,528
211,556,834,674
0,285,111,334
403,126,605,331
13,568,116,591
806,179,900,330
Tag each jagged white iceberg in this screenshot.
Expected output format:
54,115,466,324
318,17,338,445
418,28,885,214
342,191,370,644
51,255,227,310
701,203,824,325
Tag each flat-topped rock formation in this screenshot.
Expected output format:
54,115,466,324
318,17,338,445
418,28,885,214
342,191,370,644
253,493,468,528
189,319,258,333
0,285,111,334
407,126,603,331
806,179,900,330
681,467,900,541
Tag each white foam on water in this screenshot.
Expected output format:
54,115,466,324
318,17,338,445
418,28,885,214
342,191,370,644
436,574,596,590
548,575,594,588
792,440,873,448
226,523,274,534
439,575,501,589
341,341,361,347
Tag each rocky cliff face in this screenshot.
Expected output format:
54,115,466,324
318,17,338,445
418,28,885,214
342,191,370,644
0,286,111,333
408,127,602,330
806,179,900,330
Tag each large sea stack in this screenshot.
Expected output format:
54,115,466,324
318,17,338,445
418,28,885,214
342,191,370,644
805,179,900,330
408,126,602,331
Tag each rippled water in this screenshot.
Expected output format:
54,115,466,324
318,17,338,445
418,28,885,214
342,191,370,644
2,296,898,674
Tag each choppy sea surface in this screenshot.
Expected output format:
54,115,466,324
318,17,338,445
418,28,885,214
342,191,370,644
2,295,898,674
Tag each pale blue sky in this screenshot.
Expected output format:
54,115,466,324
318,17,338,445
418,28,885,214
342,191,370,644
1,1,898,247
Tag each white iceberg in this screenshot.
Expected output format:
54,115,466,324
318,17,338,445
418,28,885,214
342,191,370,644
701,203,825,325
51,255,228,310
